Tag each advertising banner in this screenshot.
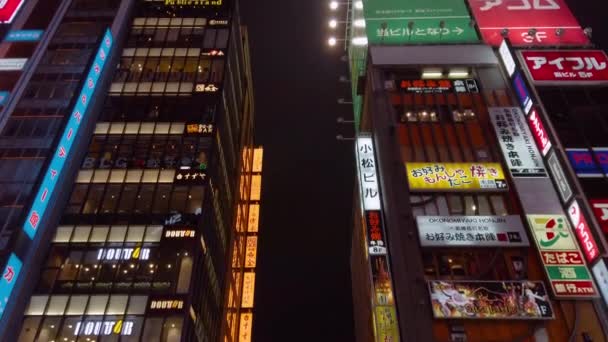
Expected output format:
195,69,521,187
521,50,608,84
4,30,44,42
398,79,479,94
590,199,608,234
0,91,8,106
406,162,508,192
0,254,22,320
357,136,380,210
0,0,24,23
374,306,399,340
467,0,588,46
566,148,608,177
489,107,547,177
365,210,387,255
528,109,552,156
567,200,601,264
417,215,529,247
23,29,114,240
592,259,608,307
0,58,27,71
362,0,478,44
429,280,553,319
527,215,598,298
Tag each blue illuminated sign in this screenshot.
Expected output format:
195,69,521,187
566,148,608,177
0,254,22,320
512,72,532,115
0,91,8,106
23,28,113,239
4,30,43,42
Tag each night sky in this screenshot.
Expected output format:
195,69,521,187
239,0,608,341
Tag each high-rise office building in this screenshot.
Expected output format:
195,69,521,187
336,0,608,341
0,1,257,341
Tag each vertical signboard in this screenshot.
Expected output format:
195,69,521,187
0,91,8,106
528,109,552,156
528,215,598,298
23,28,114,239
592,259,608,307
362,0,478,44
356,135,400,342
567,200,601,264
546,151,573,204
238,313,253,342
0,254,22,320
489,107,547,177
467,0,588,46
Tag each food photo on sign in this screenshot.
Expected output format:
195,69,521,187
429,281,553,319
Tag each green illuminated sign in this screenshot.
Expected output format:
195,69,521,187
362,0,478,44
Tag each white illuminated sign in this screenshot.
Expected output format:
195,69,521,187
74,320,133,336
0,58,27,71
96,247,150,261
499,40,516,77
150,299,184,310
592,259,608,307
356,136,380,210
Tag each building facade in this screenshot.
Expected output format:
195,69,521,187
346,0,608,341
0,1,257,341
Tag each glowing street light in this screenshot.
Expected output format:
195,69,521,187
328,37,338,46
329,19,338,28
329,1,339,10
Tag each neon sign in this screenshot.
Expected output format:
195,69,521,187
23,28,113,239
74,320,133,336
0,254,22,320
97,247,150,261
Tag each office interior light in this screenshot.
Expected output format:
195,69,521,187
352,37,368,46
421,68,443,79
353,19,365,28
448,68,469,78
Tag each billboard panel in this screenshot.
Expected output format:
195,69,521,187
527,215,598,298
23,29,114,239
362,0,478,44
429,280,553,319
590,199,608,234
406,162,508,192
489,107,546,178
418,216,529,247
467,0,588,46
521,50,608,84
0,0,24,24
4,30,43,42
567,200,601,264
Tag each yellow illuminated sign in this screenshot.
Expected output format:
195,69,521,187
238,313,253,342
406,162,508,191
374,306,399,342
253,148,263,173
245,236,257,268
241,272,256,308
250,175,262,201
248,204,259,232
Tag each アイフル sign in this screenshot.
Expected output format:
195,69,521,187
362,0,478,45
521,50,608,85
590,199,608,234
467,0,588,46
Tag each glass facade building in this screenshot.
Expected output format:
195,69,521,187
0,1,257,341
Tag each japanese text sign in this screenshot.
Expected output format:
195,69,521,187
366,210,387,255
362,0,478,44
0,0,24,23
164,0,223,6
429,281,553,319
467,0,588,47
521,50,608,84
406,162,508,192
592,259,608,308
399,79,479,94
590,199,608,234
357,136,380,210
567,200,601,264
512,72,533,114
527,215,598,298
374,306,399,341
489,107,547,178
23,29,113,239
418,216,529,247
528,109,552,157
4,30,44,42
0,254,22,320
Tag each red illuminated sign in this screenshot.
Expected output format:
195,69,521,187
0,0,24,24
467,0,588,46
568,200,600,264
527,109,552,156
521,50,608,84
590,199,608,234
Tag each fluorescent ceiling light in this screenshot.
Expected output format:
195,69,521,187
448,69,469,78
329,19,337,28
353,19,365,28
355,1,363,9
421,68,443,78
352,36,368,46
